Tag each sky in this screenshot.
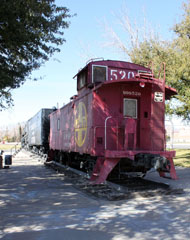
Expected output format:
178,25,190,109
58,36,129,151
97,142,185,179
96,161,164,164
0,0,184,128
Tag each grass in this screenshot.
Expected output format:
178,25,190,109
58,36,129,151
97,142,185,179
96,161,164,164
174,149,190,168
0,143,21,151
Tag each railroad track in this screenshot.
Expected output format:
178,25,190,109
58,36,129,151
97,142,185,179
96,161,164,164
44,160,184,201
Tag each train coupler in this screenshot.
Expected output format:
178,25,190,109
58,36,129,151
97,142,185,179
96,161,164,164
134,153,178,180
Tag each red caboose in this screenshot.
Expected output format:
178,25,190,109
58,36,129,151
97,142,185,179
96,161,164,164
49,59,177,183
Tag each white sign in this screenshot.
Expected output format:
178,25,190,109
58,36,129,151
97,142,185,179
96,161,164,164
154,92,163,102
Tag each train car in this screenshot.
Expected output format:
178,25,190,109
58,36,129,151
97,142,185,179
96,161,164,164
24,108,54,153
49,59,177,184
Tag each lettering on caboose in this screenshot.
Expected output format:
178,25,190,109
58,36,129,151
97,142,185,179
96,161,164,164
123,91,141,96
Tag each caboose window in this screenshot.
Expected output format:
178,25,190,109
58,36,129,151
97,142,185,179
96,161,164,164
92,65,107,83
123,98,137,118
78,71,86,89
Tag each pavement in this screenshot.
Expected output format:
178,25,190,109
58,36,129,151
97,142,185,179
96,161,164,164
0,150,190,240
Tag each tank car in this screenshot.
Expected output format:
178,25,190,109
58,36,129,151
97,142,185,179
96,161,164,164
49,59,177,184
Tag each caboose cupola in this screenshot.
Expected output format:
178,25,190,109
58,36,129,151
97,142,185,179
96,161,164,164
74,59,153,92
74,59,177,100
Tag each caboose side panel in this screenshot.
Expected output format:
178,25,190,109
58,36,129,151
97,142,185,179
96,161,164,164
92,85,122,156
49,93,93,155
50,104,74,151
60,104,75,151
138,84,152,150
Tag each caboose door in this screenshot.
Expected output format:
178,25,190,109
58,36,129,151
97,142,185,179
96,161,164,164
123,98,138,150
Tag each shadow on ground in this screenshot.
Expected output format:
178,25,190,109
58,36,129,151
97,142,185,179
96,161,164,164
1,150,190,240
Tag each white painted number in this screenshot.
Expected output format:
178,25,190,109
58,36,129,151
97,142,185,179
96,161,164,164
110,69,118,81
110,69,135,81
119,70,126,79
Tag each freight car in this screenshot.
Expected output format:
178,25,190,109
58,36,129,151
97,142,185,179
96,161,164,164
23,108,55,154
49,59,177,184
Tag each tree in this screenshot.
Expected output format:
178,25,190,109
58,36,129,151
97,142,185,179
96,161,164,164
103,0,190,120
171,0,190,120
0,122,25,142
0,0,71,110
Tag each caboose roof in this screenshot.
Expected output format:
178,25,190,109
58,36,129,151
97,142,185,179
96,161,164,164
74,59,177,100
73,59,151,78
165,85,177,99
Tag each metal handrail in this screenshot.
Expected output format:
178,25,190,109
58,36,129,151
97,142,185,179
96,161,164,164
95,116,165,152
105,116,112,150
86,57,104,65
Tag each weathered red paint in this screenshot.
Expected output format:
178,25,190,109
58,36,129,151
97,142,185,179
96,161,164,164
92,158,120,184
49,60,177,183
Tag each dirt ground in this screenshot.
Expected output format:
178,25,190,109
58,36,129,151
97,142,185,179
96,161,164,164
0,150,190,240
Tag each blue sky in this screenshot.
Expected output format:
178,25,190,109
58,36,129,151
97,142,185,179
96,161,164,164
0,0,183,127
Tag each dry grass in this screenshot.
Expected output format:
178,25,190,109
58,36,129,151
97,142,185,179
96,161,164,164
0,143,21,151
174,149,190,168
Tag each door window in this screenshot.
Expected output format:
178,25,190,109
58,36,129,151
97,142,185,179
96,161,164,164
123,98,137,118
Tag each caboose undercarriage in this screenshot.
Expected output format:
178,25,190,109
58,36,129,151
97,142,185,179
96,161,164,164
90,151,177,184
48,149,177,184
